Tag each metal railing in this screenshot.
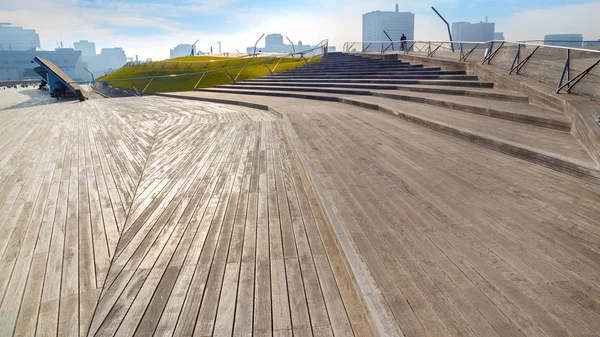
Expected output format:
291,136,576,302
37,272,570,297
96,39,329,95
343,40,600,100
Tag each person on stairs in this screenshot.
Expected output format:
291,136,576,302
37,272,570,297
400,33,407,51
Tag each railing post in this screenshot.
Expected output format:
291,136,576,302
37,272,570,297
557,57,600,93
558,49,571,90
567,49,571,87
482,41,494,64
141,77,154,94
193,72,205,89
510,45,539,75
225,71,235,83
234,61,248,81
272,57,284,72
263,63,273,75
509,44,521,73
484,41,504,64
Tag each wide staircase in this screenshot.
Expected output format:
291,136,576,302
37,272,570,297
195,52,600,184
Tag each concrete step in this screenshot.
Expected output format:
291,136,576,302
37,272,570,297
272,70,467,77
196,87,570,131
277,68,442,75
367,89,569,130
246,78,494,87
258,74,480,80
394,84,528,102
223,83,528,102
159,91,600,184
341,96,600,184
296,65,424,71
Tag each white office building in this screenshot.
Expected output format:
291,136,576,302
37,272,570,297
0,48,84,81
0,23,41,51
0,24,86,81
170,44,195,58
246,33,335,53
74,40,97,57
544,34,583,48
362,6,415,47
452,21,495,42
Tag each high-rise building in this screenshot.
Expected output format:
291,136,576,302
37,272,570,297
265,34,284,47
544,34,583,48
362,7,415,45
170,44,195,58
74,40,96,57
98,48,127,70
452,21,495,42
0,23,41,51
245,34,336,53
73,43,129,75
494,32,505,41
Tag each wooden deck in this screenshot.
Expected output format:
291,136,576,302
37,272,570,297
158,91,600,337
2,86,600,337
0,90,372,336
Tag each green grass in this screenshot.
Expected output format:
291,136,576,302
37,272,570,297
98,55,320,94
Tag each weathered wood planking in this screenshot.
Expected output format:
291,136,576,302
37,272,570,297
0,91,369,336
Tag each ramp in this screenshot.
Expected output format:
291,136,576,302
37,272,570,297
33,56,88,101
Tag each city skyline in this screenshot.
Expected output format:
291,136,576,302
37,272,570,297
2,0,599,60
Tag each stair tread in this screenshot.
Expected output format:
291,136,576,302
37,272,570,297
247,78,494,87
161,90,598,173
368,89,568,122
205,86,569,125
225,83,527,100
347,95,595,167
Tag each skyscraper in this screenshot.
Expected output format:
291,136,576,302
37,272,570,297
452,21,495,42
362,6,415,46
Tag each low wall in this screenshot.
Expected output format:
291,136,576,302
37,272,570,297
377,53,600,166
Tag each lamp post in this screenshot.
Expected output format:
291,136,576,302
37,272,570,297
431,6,454,52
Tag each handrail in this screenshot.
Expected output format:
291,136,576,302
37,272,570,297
97,39,328,95
343,39,600,99
344,40,600,54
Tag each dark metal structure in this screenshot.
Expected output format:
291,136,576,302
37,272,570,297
431,7,454,52
32,56,87,101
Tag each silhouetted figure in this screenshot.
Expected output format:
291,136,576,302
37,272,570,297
400,33,407,51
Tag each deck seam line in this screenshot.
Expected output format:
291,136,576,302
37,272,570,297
279,108,402,337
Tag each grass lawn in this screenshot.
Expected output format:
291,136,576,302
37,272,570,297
98,55,320,94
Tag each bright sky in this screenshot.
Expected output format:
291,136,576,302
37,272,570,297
2,0,599,60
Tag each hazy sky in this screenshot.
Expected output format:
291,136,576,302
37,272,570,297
1,0,599,60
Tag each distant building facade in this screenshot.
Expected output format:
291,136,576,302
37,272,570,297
0,23,40,51
494,32,505,41
74,44,127,75
544,34,583,48
362,8,415,46
0,48,84,81
245,33,335,53
170,44,194,58
73,40,96,57
0,24,85,81
452,21,495,42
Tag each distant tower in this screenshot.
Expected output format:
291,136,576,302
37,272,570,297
218,42,221,54
395,2,399,12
